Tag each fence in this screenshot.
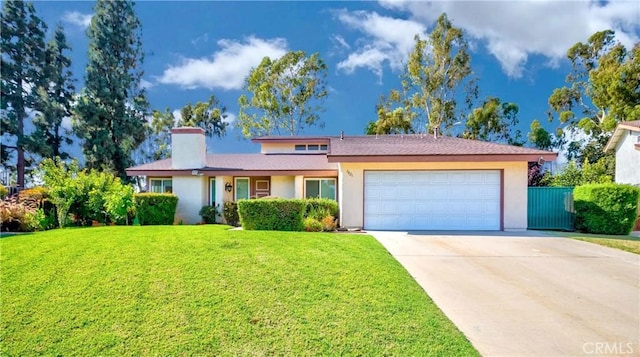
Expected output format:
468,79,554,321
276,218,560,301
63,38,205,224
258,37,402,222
527,187,574,231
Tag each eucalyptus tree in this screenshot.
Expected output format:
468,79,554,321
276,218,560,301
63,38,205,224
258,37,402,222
238,51,328,137
370,13,477,136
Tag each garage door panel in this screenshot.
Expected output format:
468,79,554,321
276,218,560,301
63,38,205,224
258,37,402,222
364,170,501,231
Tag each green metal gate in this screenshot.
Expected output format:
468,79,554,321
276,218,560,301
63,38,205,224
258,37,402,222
527,187,574,231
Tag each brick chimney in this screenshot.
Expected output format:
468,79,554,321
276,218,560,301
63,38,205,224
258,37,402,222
171,127,206,169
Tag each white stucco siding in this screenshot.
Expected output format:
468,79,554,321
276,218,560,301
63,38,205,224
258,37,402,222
172,176,207,224
271,176,296,198
338,161,528,231
615,132,640,185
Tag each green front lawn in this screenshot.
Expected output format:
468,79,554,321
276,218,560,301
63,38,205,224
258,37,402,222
1,226,476,356
548,231,640,254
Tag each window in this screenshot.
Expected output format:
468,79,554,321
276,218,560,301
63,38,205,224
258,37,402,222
150,178,172,193
294,144,328,151
305,178,336,200
235,177,250,200
209,178,216,205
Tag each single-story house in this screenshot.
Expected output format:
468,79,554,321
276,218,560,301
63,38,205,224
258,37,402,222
604,120,640,186
126,127,557,231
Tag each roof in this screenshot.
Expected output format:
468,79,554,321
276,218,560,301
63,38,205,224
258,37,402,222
126,134,558,176
326,135,557,162
605,120,640,152
126,153,338,176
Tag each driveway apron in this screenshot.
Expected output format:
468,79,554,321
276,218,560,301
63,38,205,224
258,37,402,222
370,231,640,356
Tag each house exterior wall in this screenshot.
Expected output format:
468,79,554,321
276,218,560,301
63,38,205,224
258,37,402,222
615,131,640,185
212,176,233,223
260,142,329,154
271,176,296,198
294,175,304,198
173,176,207,224
337,161,528,231
261,143,298,154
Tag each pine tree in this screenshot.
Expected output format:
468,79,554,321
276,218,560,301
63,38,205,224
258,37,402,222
73,0,148,180
1,0,47,187
29,24,75,160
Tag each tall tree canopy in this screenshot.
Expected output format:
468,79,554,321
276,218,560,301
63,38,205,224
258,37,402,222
136,108,175,163
136,96,228,164
178,96,228,139
238,51,328,137
369,13,477,135
462,97,523,145
28,24,75,160
1,0,47,187
73,0,148,180
365,90,414,135
546,30,639,164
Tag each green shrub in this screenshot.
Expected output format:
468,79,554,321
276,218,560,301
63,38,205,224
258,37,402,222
305,198,338,219
199,205,220,224
104,184,134,225
223,201,239,226
134,193,178,225
40,158,135,227
238,199,305,231
574,183,640,235
0,185,7,200
303,217,323,232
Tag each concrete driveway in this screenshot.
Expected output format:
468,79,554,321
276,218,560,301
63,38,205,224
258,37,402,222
370,231,640,356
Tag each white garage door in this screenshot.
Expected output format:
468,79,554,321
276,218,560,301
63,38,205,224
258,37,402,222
364,170,501,230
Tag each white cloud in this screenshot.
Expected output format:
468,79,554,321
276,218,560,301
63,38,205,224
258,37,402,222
158,36,288,90
335,10,426,79
140,79,154,90
332,34,351,50
223,112,236,125
62,11,92,29
191,33,209,47
379,0,640,78
172,110,182,125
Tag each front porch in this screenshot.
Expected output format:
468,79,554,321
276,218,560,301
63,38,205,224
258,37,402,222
151,174,337,224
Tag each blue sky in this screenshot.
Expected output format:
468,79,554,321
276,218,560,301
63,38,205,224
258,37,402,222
33,0,640,156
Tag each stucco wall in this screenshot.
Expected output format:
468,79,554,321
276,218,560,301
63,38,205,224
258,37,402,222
173,176,207,224
271,176,296,198
294,175,304,198
212,176,233,223
261,143,298,154
615,132,640,185
261,142,328,154
338,161,528,231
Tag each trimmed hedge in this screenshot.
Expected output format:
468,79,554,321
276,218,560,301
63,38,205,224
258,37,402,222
237,198,306,231
574,183,640,235
134,193,178,225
